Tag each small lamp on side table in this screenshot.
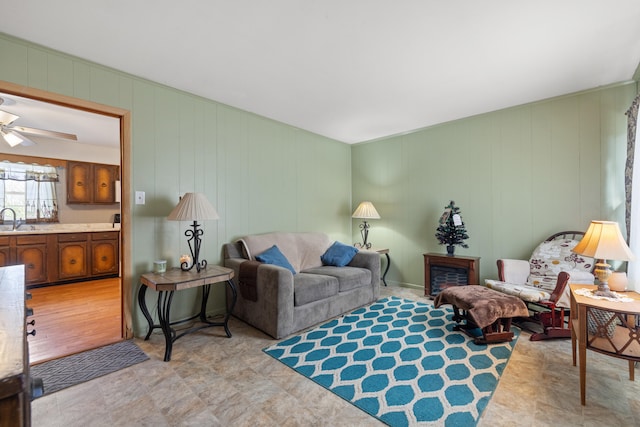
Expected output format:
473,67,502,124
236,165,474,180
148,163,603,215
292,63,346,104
167,192,219,272
572,220,635,298
352,201,380,249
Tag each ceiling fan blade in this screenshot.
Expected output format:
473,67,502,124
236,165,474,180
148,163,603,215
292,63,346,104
0,129,34,147
8,125,78,141
0,110,19,125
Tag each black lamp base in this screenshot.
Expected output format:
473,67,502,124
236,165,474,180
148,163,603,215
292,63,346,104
181,220,207,273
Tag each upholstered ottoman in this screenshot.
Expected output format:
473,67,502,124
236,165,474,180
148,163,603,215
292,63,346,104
434,285,530,344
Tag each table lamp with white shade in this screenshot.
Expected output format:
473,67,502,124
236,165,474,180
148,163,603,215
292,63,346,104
167,192,219,272
352,201,381,249
572,220,635,297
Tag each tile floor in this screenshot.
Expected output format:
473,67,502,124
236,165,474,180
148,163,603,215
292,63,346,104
31,285,640,426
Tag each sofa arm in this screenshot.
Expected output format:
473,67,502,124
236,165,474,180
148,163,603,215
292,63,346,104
225,256,296,339
349,251,381,293
497,259,530,284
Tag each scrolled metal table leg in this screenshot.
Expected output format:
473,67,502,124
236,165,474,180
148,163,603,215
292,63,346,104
382,253,390,286
158,290,175,362
223,279,238,338
138,284,154,340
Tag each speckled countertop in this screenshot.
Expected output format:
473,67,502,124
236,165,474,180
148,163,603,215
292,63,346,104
0,223,120,235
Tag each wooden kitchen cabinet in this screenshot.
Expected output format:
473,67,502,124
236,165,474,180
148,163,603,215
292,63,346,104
0,236,12,267
16,235,49,287
57,233,89,281
67,161,119,204
0,231,119,287
91,232,119,276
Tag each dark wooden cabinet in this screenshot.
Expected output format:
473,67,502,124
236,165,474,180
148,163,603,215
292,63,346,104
67,161,119,204
0,236,12,267
57,233,89,281
90,232,119,276
423,252,480,297
0,231,119,287
16,235,49,287
0,266,31,427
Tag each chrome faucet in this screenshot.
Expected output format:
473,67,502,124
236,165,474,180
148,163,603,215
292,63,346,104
0,207,21,231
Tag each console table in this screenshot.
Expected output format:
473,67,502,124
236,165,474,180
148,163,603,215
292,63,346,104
423,253,480,297
570,284,640,405
139,266,237,362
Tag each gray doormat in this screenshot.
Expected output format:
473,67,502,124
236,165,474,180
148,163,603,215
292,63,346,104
30,340,149,398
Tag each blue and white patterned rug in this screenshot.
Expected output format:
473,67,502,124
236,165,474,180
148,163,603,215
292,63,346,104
263,296,518,426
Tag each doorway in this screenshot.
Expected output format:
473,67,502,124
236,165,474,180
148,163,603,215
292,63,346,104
0,80,133,358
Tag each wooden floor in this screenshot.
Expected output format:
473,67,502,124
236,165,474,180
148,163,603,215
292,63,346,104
27,277,123,365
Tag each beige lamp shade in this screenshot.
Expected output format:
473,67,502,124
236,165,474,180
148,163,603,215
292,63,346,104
572,220,635,261
167,192,219,221
352,201,381,219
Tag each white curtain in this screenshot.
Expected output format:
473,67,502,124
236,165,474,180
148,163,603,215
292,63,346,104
0,163,59,222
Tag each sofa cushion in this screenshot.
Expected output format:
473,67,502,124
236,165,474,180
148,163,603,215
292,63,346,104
321,241,359,267
484,279,550,303
303,266,371,292
240,232,332,272
256,245,296,274
293,273,339,306
529,238,594,280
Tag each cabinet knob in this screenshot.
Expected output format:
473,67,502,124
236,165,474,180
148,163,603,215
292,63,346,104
27,319,35,326
101,256,107,261
27,329,36,336
27,263,34,269
76,181,84,187
70,259,76,264
100,182,107,188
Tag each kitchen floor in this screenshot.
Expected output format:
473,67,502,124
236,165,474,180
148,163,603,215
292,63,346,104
28,278,122,364
31,285,640,426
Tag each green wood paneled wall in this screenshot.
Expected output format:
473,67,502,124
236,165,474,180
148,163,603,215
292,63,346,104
0,34,351,335
352,83,637,290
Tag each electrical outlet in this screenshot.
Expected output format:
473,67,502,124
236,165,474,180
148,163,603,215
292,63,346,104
135,191,145,205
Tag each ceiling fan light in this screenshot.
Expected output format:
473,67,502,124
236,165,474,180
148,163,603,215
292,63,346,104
1,130,25,147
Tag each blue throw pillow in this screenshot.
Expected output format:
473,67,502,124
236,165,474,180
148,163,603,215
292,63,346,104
256,245,296,274
321,241,359,267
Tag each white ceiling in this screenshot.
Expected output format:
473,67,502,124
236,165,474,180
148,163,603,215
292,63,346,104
2,1,640,144
0,92,119,147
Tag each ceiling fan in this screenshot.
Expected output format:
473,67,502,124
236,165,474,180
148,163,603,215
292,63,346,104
0,102,78,147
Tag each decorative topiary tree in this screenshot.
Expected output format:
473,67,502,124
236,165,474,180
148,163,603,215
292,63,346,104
435,200,469,255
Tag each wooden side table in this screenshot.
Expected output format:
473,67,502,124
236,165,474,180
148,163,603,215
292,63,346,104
423,253,480,297
570,284,640,405
138,265,237,361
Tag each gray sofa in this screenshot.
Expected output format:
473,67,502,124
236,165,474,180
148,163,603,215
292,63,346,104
223,232,380,339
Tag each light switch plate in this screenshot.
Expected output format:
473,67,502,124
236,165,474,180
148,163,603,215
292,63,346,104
135,191,145,205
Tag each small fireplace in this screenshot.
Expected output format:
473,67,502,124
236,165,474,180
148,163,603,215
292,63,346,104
423,253,480,297
430,265,468,296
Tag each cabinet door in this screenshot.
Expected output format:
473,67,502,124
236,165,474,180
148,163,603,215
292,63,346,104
0,236,12,267
67,162,92,203
91,240,119,276
17,244,47,285
94,164,118,203
58,241,89,280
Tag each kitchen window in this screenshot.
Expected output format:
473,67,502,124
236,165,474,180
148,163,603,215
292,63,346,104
0,162,59,223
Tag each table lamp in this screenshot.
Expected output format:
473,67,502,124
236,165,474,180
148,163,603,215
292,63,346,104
167,192,219,272
572,220,635,297
352,201,380,249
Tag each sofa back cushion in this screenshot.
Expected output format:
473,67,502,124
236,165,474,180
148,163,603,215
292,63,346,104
239,232,332,272
527,238,594,292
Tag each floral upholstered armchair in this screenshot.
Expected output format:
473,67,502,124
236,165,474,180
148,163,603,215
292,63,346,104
484,231,595,340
